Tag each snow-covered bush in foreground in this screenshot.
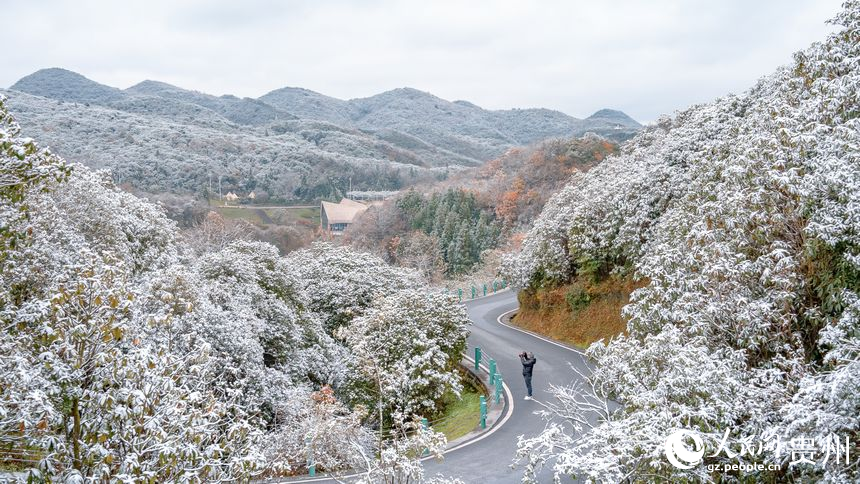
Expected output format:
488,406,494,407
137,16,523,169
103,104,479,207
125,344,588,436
508,3,860,482
1,95,465,482
354,416,457,484
264,386,373,476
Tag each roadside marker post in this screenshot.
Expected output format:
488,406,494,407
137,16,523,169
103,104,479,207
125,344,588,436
458,288,462,302
483,283,487,296
495,374,503,404
488,359,496,385
493,281,497,292
480,396,487,429
421,418,429,456
305,436,315,476
474,347,481,371
471,286,476,299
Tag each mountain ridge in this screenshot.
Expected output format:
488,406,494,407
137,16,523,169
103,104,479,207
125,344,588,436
5,67,643,201
12,68,640,137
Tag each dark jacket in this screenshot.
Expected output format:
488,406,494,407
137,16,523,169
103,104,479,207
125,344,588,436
520,355,536,377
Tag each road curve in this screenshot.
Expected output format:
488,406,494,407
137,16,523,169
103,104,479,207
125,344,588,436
425,290,592,483
281,290,591,483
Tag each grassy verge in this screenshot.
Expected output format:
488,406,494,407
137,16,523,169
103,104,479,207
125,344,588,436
430,374,484,442
265,207,320,226
215,206,264,224
513,275,646,349
213,206,319,227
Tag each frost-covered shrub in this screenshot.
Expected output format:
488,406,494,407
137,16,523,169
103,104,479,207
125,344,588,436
264,386,373,474
339,291,470,417
286,242,421,331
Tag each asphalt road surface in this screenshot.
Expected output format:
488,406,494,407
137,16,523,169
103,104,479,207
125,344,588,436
424,290,592,483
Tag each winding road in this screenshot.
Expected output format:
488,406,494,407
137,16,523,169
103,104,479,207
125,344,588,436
286,290,591,483
424,290,592,483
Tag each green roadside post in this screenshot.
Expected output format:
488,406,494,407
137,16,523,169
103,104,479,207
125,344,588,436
471,286,476,299
493,281,498,292
474,347,481,372
480,396,487,429
305,436,315,476
488,358,496,385
421,418,429,456
483,283,487,296
458,288,462,302
495,374,503,404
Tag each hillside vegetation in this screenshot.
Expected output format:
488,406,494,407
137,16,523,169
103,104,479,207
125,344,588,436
346,134,617,281
0,98,469,482
504,3,860,481
513,275,646,348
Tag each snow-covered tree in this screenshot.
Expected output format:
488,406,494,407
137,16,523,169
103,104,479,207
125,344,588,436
1,97,268,480
2,93,473,481
339,291,470,418
286,242,421,331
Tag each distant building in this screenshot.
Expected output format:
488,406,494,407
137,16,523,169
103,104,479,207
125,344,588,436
320,198,368,234
224,191,239,202
248,191,256,200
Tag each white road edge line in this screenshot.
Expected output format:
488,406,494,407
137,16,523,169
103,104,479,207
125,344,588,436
438,356,514,455
496,308,587,357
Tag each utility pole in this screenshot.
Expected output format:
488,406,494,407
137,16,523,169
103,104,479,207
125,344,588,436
218,175,222,201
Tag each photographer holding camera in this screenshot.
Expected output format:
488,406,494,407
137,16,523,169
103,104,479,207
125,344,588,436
519,351,537,400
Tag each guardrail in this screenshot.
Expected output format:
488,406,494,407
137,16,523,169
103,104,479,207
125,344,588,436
444,279,508,302
401,345,506,452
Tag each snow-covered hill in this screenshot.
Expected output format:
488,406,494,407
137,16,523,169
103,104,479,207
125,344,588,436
504,2,860,481
4,68,640,200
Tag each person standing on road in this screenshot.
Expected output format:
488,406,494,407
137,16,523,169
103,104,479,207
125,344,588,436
519,351,536,400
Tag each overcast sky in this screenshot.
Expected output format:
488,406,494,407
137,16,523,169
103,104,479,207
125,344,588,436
2,0,844,122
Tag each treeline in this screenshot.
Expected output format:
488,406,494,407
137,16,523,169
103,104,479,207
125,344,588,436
397,189,501,274
4,91,446,204
346,134,618,281
347,188,501,278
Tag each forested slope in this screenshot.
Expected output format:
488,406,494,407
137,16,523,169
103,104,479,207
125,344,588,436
504,3,860,481
346,134,617,281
